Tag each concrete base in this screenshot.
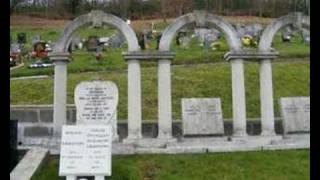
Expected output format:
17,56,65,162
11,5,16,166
19,134,309,155
122,137,177,148
10,148,48,180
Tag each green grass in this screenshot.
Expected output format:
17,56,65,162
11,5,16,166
31,150,309,180
10,61,310,120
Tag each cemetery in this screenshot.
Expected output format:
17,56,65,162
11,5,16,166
10,2,309,180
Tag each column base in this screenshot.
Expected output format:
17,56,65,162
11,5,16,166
112,134,120,143
261,130,276,137
232,131,248,138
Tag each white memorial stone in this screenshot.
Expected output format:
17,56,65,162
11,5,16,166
182,98,224,136
59,125,112,177
280,97,310,135
75,81,119,141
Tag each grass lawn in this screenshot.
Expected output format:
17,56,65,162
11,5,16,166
31,150,309,180
10,61,309,120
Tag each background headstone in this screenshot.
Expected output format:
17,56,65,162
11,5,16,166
17,33,27,44
279,97,310,136
75,81,119,141
31,35,41,46
86,36,99,51
10,120,18,172
182,98,224,136
59,125,112,177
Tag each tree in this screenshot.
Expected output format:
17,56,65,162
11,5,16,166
10,0,24,15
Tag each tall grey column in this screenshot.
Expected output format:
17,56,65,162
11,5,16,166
260,59,276,136
230,59,247,137
126,59,142,140
157,59,172,139
50,53,70,138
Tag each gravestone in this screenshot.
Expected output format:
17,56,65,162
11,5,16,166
75,81,119,141
86,36,99,51
279,97,310,136
59,125,112,178
301,29,310,44
180,36,191,49
31,35,41,45
17,33,27,44
181,98,224,136
10,120,18,172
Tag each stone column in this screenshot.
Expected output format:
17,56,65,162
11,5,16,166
49,53,70,138
157,59,173,139
126,59,142,140
230,59,247,137
260,59,276,136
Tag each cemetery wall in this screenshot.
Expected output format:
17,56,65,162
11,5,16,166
11,105,284,145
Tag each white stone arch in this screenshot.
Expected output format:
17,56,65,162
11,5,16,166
256,12,310,137
156,11,248,139
159,10,241,51
259,12,310,51
53,10,139,52
50,11,141,141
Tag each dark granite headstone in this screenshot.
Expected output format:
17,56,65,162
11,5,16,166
10,120,18,172
17,33,27,44
86,36,99,51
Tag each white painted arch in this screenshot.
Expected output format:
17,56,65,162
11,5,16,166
259,12,310,52
159,10,241,51
53,10,139,52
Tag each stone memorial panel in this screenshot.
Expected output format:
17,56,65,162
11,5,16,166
280,97,310,135
75,81,119,141
59,125,112,176
182,98,224,136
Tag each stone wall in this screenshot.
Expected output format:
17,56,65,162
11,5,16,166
10,105,284,146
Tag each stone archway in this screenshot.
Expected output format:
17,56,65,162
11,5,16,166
157,10,248,138
53,10,139,52
49,10,141,139
256,12,310,136
259,12,310,51
159,10,241,51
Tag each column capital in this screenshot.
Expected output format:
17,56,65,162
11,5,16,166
122,51,176,61
48,52,71,63
224,50,279,62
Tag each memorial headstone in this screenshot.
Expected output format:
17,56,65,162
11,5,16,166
301,29,310,44
279,97,310,136
75,81,119,141
17,33,27,44
86,36,99,51
59,125,112,178
180,36,191,49
10,120,18,172
182,98,224,136
32,35,41,45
